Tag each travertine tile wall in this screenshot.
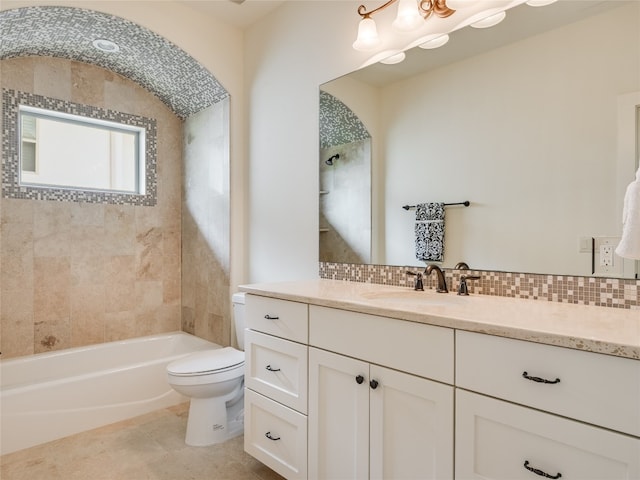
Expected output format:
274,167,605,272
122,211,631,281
320,262,640,310
0,57,183,358
181,100,231,347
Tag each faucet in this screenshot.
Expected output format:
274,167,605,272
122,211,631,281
424,265,448,293
458,275,481,296
406,271,424,291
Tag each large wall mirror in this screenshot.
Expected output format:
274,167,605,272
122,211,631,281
320,0,639,278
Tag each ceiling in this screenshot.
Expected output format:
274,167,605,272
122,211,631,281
179,0,287,28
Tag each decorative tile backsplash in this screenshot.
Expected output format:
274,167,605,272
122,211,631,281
319,262,640,309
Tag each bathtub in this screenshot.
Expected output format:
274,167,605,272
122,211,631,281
0,331,218,455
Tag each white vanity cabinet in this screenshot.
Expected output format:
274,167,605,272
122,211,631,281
307,306,455,480
241,283,640,480
244,295,309,479
455,331,640,480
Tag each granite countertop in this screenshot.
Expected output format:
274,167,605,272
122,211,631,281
240,279,640,360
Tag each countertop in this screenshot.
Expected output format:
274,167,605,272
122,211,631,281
240,279,640,360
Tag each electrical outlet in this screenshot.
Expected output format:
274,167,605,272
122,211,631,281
600,245,613,266
593,236,622,276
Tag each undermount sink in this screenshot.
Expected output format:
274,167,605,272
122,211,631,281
358,289,467,306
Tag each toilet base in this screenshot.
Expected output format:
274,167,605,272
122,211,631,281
184,385,244,446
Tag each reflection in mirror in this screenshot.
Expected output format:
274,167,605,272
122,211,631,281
320,0,639,278
19,106,144,194
319,91,372,263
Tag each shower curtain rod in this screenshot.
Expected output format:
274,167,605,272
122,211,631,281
402,201,470,210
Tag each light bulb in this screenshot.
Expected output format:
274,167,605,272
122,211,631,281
392,0,423,32
353,16,381,51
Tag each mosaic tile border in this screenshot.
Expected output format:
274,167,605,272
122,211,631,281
0,6,228,119
2,88,157,206
319,262,640,310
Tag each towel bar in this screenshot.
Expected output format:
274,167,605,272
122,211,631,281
403,201,470,210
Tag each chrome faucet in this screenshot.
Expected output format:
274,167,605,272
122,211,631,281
424,265,448,293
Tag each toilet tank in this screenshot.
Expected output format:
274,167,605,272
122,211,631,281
232,292,246,350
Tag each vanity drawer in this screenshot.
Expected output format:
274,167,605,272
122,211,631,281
309,305,454,384
245,329,308,414
244,389,307,480
456,389,640,480
246,295,308,343
456,331,640,436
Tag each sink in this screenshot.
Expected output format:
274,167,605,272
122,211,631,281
358,289,466,306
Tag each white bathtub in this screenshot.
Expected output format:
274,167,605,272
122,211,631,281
0,331,219,455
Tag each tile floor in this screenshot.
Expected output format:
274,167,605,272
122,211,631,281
0,403,285,480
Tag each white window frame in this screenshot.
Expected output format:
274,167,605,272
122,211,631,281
18,105,147,195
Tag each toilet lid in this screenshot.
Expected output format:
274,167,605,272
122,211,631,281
167,347,245,375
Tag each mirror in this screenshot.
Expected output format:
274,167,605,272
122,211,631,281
320,0,640,278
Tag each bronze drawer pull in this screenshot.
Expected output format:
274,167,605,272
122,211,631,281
265,365,281,372
524,460,562,478
264,314,279,320
265,431,281,441
522,371,560,384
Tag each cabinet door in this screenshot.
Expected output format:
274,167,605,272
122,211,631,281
308,347,369,480
369,365,454,480
456,389,640,480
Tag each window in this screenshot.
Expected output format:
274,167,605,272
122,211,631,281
19,106,145,194
2,89,157,206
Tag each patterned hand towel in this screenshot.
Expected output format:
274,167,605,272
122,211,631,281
415,202,445,262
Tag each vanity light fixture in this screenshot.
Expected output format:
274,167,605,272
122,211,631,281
353,0,455,51
356,0,556,62
91,39,120,53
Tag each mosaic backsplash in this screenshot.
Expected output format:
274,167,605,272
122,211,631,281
2,88,157,206
319,262,640,310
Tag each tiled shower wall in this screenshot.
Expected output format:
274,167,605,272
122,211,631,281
320,262,640,310
0,57,183,358
181,100,231,347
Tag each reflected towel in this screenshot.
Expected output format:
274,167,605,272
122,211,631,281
615,167,640,260
415,202,445,262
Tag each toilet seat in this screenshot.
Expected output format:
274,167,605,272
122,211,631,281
167,347,245,377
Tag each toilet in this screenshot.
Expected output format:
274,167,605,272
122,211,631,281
167,293,246,446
